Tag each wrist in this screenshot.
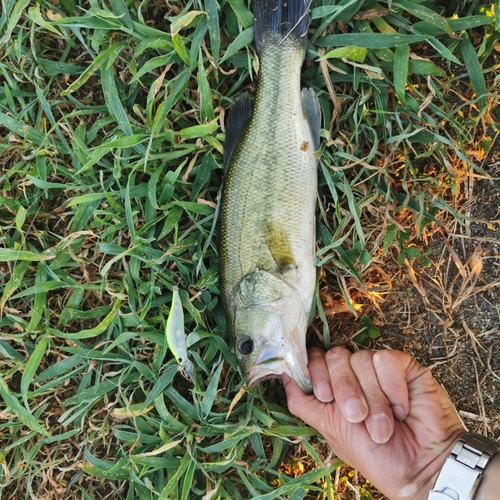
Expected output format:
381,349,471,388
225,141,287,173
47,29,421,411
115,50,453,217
406,429,467,500
413,450,456,500
473,453,500,500
427,432,500,500
378,437,462,500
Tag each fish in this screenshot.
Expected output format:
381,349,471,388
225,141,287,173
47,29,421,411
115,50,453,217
219,0,321,393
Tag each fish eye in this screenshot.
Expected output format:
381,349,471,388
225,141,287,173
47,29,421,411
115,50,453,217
237,337,254,355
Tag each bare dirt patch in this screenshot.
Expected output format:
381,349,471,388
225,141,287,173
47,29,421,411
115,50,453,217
316,140,500,498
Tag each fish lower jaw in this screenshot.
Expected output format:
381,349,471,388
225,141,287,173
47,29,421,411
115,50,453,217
246,370,281,386
245,358,287,386
246,361,312,394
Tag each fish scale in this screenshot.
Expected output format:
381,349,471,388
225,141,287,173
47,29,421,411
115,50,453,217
222,48,315,299
219,0,320,393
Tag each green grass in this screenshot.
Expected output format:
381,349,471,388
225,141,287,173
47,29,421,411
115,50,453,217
0,0,498,498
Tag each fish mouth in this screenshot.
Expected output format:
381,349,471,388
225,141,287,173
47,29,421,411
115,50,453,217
246,346,312,394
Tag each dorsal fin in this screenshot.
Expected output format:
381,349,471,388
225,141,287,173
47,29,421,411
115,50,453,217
301,87,321,151
223,95,253,171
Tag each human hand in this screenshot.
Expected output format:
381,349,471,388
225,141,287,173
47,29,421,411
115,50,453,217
282,347,466,500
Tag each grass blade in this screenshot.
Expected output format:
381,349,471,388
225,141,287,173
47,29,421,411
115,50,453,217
158,453,191,500
0,0,30,44
21,338,50,407
0,261,29,310
201,361,224,418
26,262,48,333
101,63,135,138
393,0,454,34
316,33,428,48
394,43,409,104
220,27,254,63
197,51,215,122
412,15,493,36
61,40,128,96
0,375,51,437
0,249,53,262
52,299,122,339
205,0,221,67
459,35,487,109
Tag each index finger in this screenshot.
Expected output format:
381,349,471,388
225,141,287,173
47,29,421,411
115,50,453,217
325,347,369,423
281,373,329,427
373,350,412,421
308,347,334,402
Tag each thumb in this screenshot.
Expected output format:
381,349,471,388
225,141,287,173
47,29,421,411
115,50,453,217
282,373,326,425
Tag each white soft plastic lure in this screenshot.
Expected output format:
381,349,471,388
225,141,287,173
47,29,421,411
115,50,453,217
166,286,194,381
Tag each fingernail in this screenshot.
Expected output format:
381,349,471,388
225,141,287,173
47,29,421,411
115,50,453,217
281,373,291,385
342,398,367,422
314,381,334,402
393,405,406,421
367,414,391,444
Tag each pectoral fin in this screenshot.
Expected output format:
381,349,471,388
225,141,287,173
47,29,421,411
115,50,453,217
264,221,297,272
223,95,253,171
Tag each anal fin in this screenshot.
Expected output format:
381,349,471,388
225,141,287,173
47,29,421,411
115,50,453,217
223,95,253,171
264,221,297,272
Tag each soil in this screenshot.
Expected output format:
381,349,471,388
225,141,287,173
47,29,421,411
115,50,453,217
315,135,500,498
395,155,500,440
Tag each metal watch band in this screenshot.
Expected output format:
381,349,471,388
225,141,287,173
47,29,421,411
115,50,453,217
428,432,500,500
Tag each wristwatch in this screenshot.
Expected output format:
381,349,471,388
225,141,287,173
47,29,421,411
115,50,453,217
428,432,500,500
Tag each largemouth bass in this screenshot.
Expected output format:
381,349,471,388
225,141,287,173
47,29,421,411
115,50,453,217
219,0,320,393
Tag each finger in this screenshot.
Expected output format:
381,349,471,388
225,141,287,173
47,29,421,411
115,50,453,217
325,346,369,423
382,353,466,452
350,351,394,444
281,373,328,426
308,347,334,402
373,350,411,421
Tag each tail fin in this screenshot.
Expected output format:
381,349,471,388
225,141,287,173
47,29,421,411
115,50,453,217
254,0,310,53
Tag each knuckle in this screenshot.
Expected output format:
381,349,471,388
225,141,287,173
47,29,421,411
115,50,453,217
287,400,299,416
308,346,326,360
334,374,357,392
418,365,433,380
374,349,401,364
287,398,307,420
350,349,374,369
373,349,390,364
325,346,348,363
